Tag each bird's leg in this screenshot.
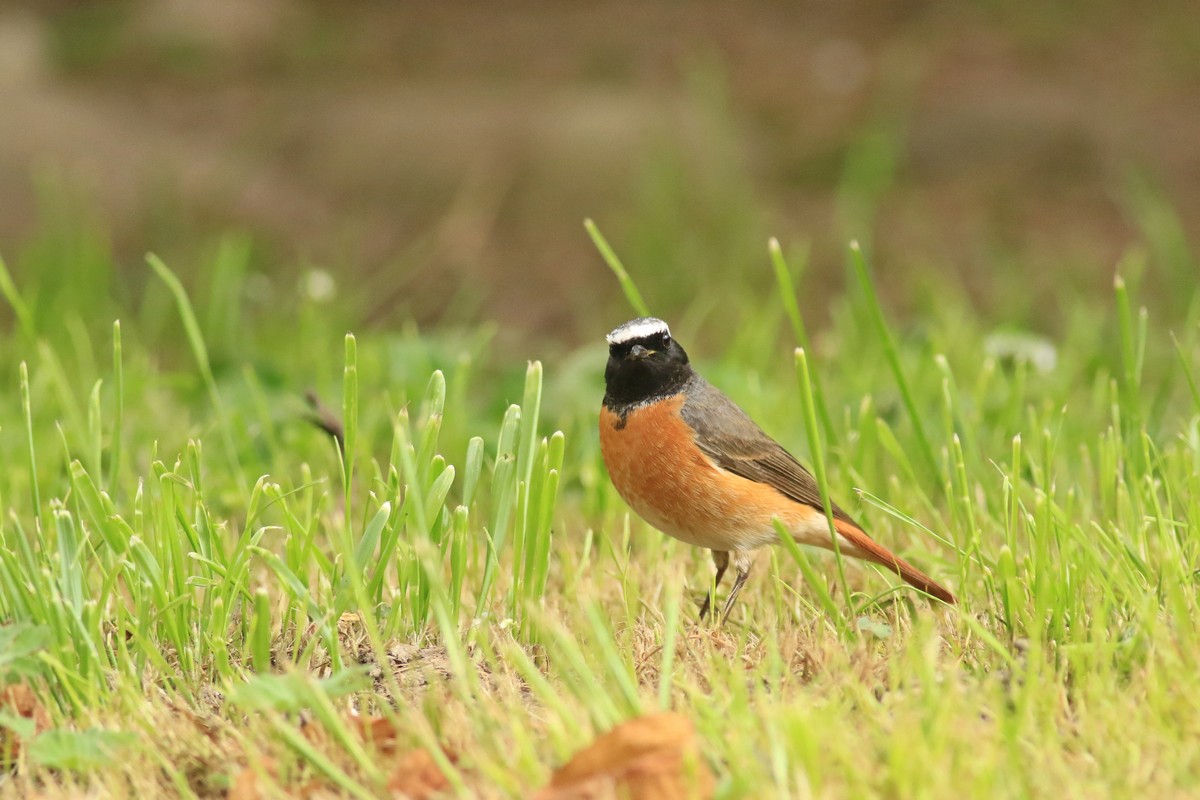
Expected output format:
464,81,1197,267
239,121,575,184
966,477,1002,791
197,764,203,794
719,555,753,625
699,550,729,620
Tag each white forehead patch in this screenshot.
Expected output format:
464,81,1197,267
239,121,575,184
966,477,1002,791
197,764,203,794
606,317,670,346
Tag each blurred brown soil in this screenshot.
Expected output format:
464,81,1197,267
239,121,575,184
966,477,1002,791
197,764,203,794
0,1,1196,336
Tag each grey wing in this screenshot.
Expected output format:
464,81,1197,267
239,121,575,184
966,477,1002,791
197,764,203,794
679,378,859,526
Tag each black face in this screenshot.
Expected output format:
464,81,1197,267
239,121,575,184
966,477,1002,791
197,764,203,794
603,322,692,410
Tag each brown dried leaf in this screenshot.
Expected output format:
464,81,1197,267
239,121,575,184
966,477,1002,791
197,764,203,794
228,758,277,800
536,713,713,800
299,713,326,748
0,684,52,763
348,713,401,755
387,747,456,800
228,767,261,800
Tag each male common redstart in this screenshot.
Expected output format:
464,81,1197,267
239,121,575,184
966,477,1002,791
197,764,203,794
599,317,955,623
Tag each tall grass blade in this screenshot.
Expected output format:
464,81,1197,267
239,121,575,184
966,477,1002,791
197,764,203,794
20,362,41,524
0,254,35,339
584,218,651,317
848,241,940,486
794,348,853,625
146,253,244,492
770,238,835,442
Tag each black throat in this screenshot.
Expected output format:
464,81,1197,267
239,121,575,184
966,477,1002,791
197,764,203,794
603,355,695,419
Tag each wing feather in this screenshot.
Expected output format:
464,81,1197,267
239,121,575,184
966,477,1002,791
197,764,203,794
679,378,858,526
677,377,956,604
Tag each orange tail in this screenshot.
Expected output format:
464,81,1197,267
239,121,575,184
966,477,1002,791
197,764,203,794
831,520,956,604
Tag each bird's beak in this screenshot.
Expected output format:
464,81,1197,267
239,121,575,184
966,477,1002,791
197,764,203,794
627,344,655,360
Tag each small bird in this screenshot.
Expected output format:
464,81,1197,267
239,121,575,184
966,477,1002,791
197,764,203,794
599,317,955,623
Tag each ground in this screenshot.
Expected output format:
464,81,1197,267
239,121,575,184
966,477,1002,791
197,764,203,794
0,3,1198,798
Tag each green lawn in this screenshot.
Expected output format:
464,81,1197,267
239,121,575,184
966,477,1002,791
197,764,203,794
0,213,1198,797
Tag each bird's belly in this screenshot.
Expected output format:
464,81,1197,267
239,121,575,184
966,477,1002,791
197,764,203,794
600,395,821,552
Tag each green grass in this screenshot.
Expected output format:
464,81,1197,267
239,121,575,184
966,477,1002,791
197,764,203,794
0,200,1198,798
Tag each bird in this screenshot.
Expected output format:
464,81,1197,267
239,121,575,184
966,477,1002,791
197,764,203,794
598,316,956,623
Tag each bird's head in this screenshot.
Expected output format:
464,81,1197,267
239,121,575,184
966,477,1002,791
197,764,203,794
603,317,692,407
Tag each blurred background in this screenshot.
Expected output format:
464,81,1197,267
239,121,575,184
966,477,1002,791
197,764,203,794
0,1,1197,346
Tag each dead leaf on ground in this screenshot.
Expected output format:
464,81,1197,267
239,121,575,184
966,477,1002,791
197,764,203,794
387,747,456,799
347,713,457,797
0,684,53,764
348,712,400,755
536,712,714,800
228,757,278,800
236,710,456,799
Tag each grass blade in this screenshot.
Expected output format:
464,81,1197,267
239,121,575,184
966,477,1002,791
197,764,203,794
848,241,940,486
770,238,834,442
585,218,650,317
794,348,853,626
147,253,245,493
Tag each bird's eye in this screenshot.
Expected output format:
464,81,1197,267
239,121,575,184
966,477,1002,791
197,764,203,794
660,332,671,348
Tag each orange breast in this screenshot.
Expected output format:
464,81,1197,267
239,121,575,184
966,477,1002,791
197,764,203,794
599,395,824,552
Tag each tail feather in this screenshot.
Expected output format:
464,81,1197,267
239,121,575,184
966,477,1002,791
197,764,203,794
831,520,956,604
